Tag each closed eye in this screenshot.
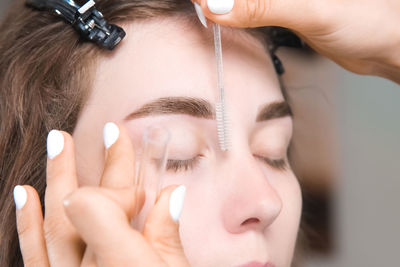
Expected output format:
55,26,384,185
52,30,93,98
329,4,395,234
165,155,288,172
255,155,288,171
166,156,202,172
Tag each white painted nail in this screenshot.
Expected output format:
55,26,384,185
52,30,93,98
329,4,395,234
207,0,234,15
169,185,186,223
103,122,119,149
13,185,27,210
194,2,208,28
47,130,64,160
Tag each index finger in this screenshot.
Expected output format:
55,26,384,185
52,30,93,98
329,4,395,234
100,122,135,188
45,130,85,265
193,0,328,31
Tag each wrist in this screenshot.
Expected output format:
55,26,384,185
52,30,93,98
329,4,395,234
375,60,400,84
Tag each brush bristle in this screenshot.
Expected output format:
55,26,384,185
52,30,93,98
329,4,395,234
216,102,230,151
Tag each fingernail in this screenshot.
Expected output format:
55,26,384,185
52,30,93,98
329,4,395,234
47,130,64,159
63,199,70,207
207,0,234,15
103,122,119,149
169,185,186,223
13,185,27,210
194,2,208,28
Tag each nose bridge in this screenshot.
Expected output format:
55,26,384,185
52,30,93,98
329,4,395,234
219,151,283,234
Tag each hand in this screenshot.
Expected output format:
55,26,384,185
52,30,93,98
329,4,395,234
193,0,400,83
13,123,190,266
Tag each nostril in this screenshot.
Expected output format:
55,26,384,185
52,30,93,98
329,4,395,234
241,218,260,226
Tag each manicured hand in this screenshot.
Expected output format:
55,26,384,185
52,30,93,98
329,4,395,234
13,123,189,266
192,0,400,82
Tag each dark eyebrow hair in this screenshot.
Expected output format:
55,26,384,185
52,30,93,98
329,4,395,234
124,97,215,120
256,101,292,122
124,97,291,123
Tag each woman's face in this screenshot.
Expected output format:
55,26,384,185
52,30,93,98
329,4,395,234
72,19,301,267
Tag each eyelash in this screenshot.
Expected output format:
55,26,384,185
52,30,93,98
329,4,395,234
254,155,288,171
166,156,202,172
165,155,288,172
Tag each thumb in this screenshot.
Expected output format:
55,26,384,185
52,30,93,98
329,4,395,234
63,186,162,266
193,0,328,31
143,185,190,267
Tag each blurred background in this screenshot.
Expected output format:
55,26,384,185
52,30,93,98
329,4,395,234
1,1,399,266
278,47,400,267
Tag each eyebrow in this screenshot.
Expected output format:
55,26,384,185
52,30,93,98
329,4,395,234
124,97,292,122
124,97,215,120
256,101,292,122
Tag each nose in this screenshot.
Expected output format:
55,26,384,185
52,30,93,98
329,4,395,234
220,156,283,234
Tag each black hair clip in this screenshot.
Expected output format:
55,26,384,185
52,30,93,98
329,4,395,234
271,53,285,75
26,0,125,50
268,26,315,76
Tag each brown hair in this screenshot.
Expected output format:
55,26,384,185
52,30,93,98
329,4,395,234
0,0,290,266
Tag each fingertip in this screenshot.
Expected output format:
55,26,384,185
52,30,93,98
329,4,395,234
61,188,83,212
207,0,234,15
14,185,50,267
62,194,73,217
148,185,186,225
169,185,186,223
100,122,136,188
45,130,78,190
14,185,43,216
103,122,120,149
144,185,188,264
47,130,64,160
116,124,135,153
46,130,75,160
13,185,27,210
63,198,71,207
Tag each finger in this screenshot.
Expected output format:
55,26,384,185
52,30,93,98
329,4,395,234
45,130,85,265
71,186,145,219
193,0,329,31
101,122,135,188
144,185,189,267
63,187,164,266
14,185,50,267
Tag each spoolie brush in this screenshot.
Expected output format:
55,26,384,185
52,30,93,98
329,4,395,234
213,23,230,151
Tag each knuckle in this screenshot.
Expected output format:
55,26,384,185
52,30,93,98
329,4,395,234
43,219,57,244
152,237,183,256
43,217,68,245
16,218,33,239
244,0,269,26
17,222,48,266
23,256,45,267
147,227,183,256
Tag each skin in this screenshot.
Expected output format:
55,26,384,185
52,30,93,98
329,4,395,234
71,19,302,266
15,128,190,266
194,0,400,84
14,0,400,266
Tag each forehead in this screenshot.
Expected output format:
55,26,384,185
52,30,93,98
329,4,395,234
90,19,283,118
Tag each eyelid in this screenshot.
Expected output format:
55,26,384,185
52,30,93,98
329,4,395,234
165,153,289,173
254,155,288,171
166,155,203,172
